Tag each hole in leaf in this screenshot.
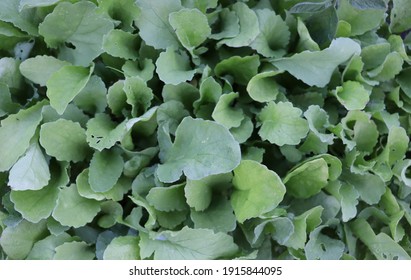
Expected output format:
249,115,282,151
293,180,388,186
65,42,76,49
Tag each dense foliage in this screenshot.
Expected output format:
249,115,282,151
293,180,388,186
1,0,411,260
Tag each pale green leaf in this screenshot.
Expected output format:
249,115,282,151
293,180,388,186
27,233,73,260
258,101,309,146
38,1,114,66
333,81,370,110
0,220,47,259
103,236,140,260
218,2,259,48
305,227,345,260
0,101,44,172
0,0,39,35
40,119,89,162
140,226,238,260
246,70,283,103
169,8,211,50
303,105,334,144
215,55,260,86
284,158,329,199
156,48,196,85
232,160,286,223
74,75,107,115
102,29,140,60
135,0,181,49
212,92,244,128
19,55,71,87
8,141,50,191
390,0,411,33
86,114,126,152
52,184,101,227
156,117,241,183
54,241,95,260
272,37,361,87
147,183,187,212
89,149,124,193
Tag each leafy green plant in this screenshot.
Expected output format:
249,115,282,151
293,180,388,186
1,0,411,260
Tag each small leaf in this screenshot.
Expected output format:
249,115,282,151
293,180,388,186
284,158,329,199
89,149,124,193
157,117,241,183
232,160,286,223
8,141,50,191
246,70,283,103
169,8,211,50
156,48,196,85
0,101,44,172
54,241,95,260
146,184,187,212
102,29,140,60
40,119,89,162
215,55,260,86
86,114,126,151
52,184,101,227
103,236,140,260
258,101,309,146
212,92,244,128
333,81,370,110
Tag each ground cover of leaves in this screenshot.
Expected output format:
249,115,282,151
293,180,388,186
1,0,411,260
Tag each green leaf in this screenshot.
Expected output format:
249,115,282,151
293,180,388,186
122,58,155,82
146,184,187,212
156,48,196,85
343,172,385,205
338,0,386,36
246,70,283,103
250,9,290,58
40,119,89,162
284,158,329,199
74,75,107,115
54,241,95,260
38,1,114,66
0,220,47,259
351,219,411,260
305,227,345,260
19,55,71,87
367,52,403,82
89,149,124,193
209,8,239,40
140,226,238,260
272,37,361,87
52,184,101,227
215,55,260,86
86,114,126,151
212,92,244,128
0,101,44,172
0,83,19,117
390,0,411,33
185,173,232,211
97,0,140,32
303,105,334,144
19,0,60,10
103,236,140,260
218,2,259,48
8,141,50,191
169,8,211,51
0,0,39,35
135,0,181,49
232,160,286,223
157,117,241,183
289,1,332,14
124,76,154,117
258,101,309,146
333,81,370,110
102,30,140,60
46,65,93,115
191,195,236,233
0,57,23,89
27,233,74,260
285,206,323,250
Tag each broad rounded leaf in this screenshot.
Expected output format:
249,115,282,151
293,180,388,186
40,119,89,162
89,149,124,193
156,117,241,183
52,184,101,227
103,236,140,260
231,160,286,223
169,8,211,50
258,101,309,146
156,48,196,85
